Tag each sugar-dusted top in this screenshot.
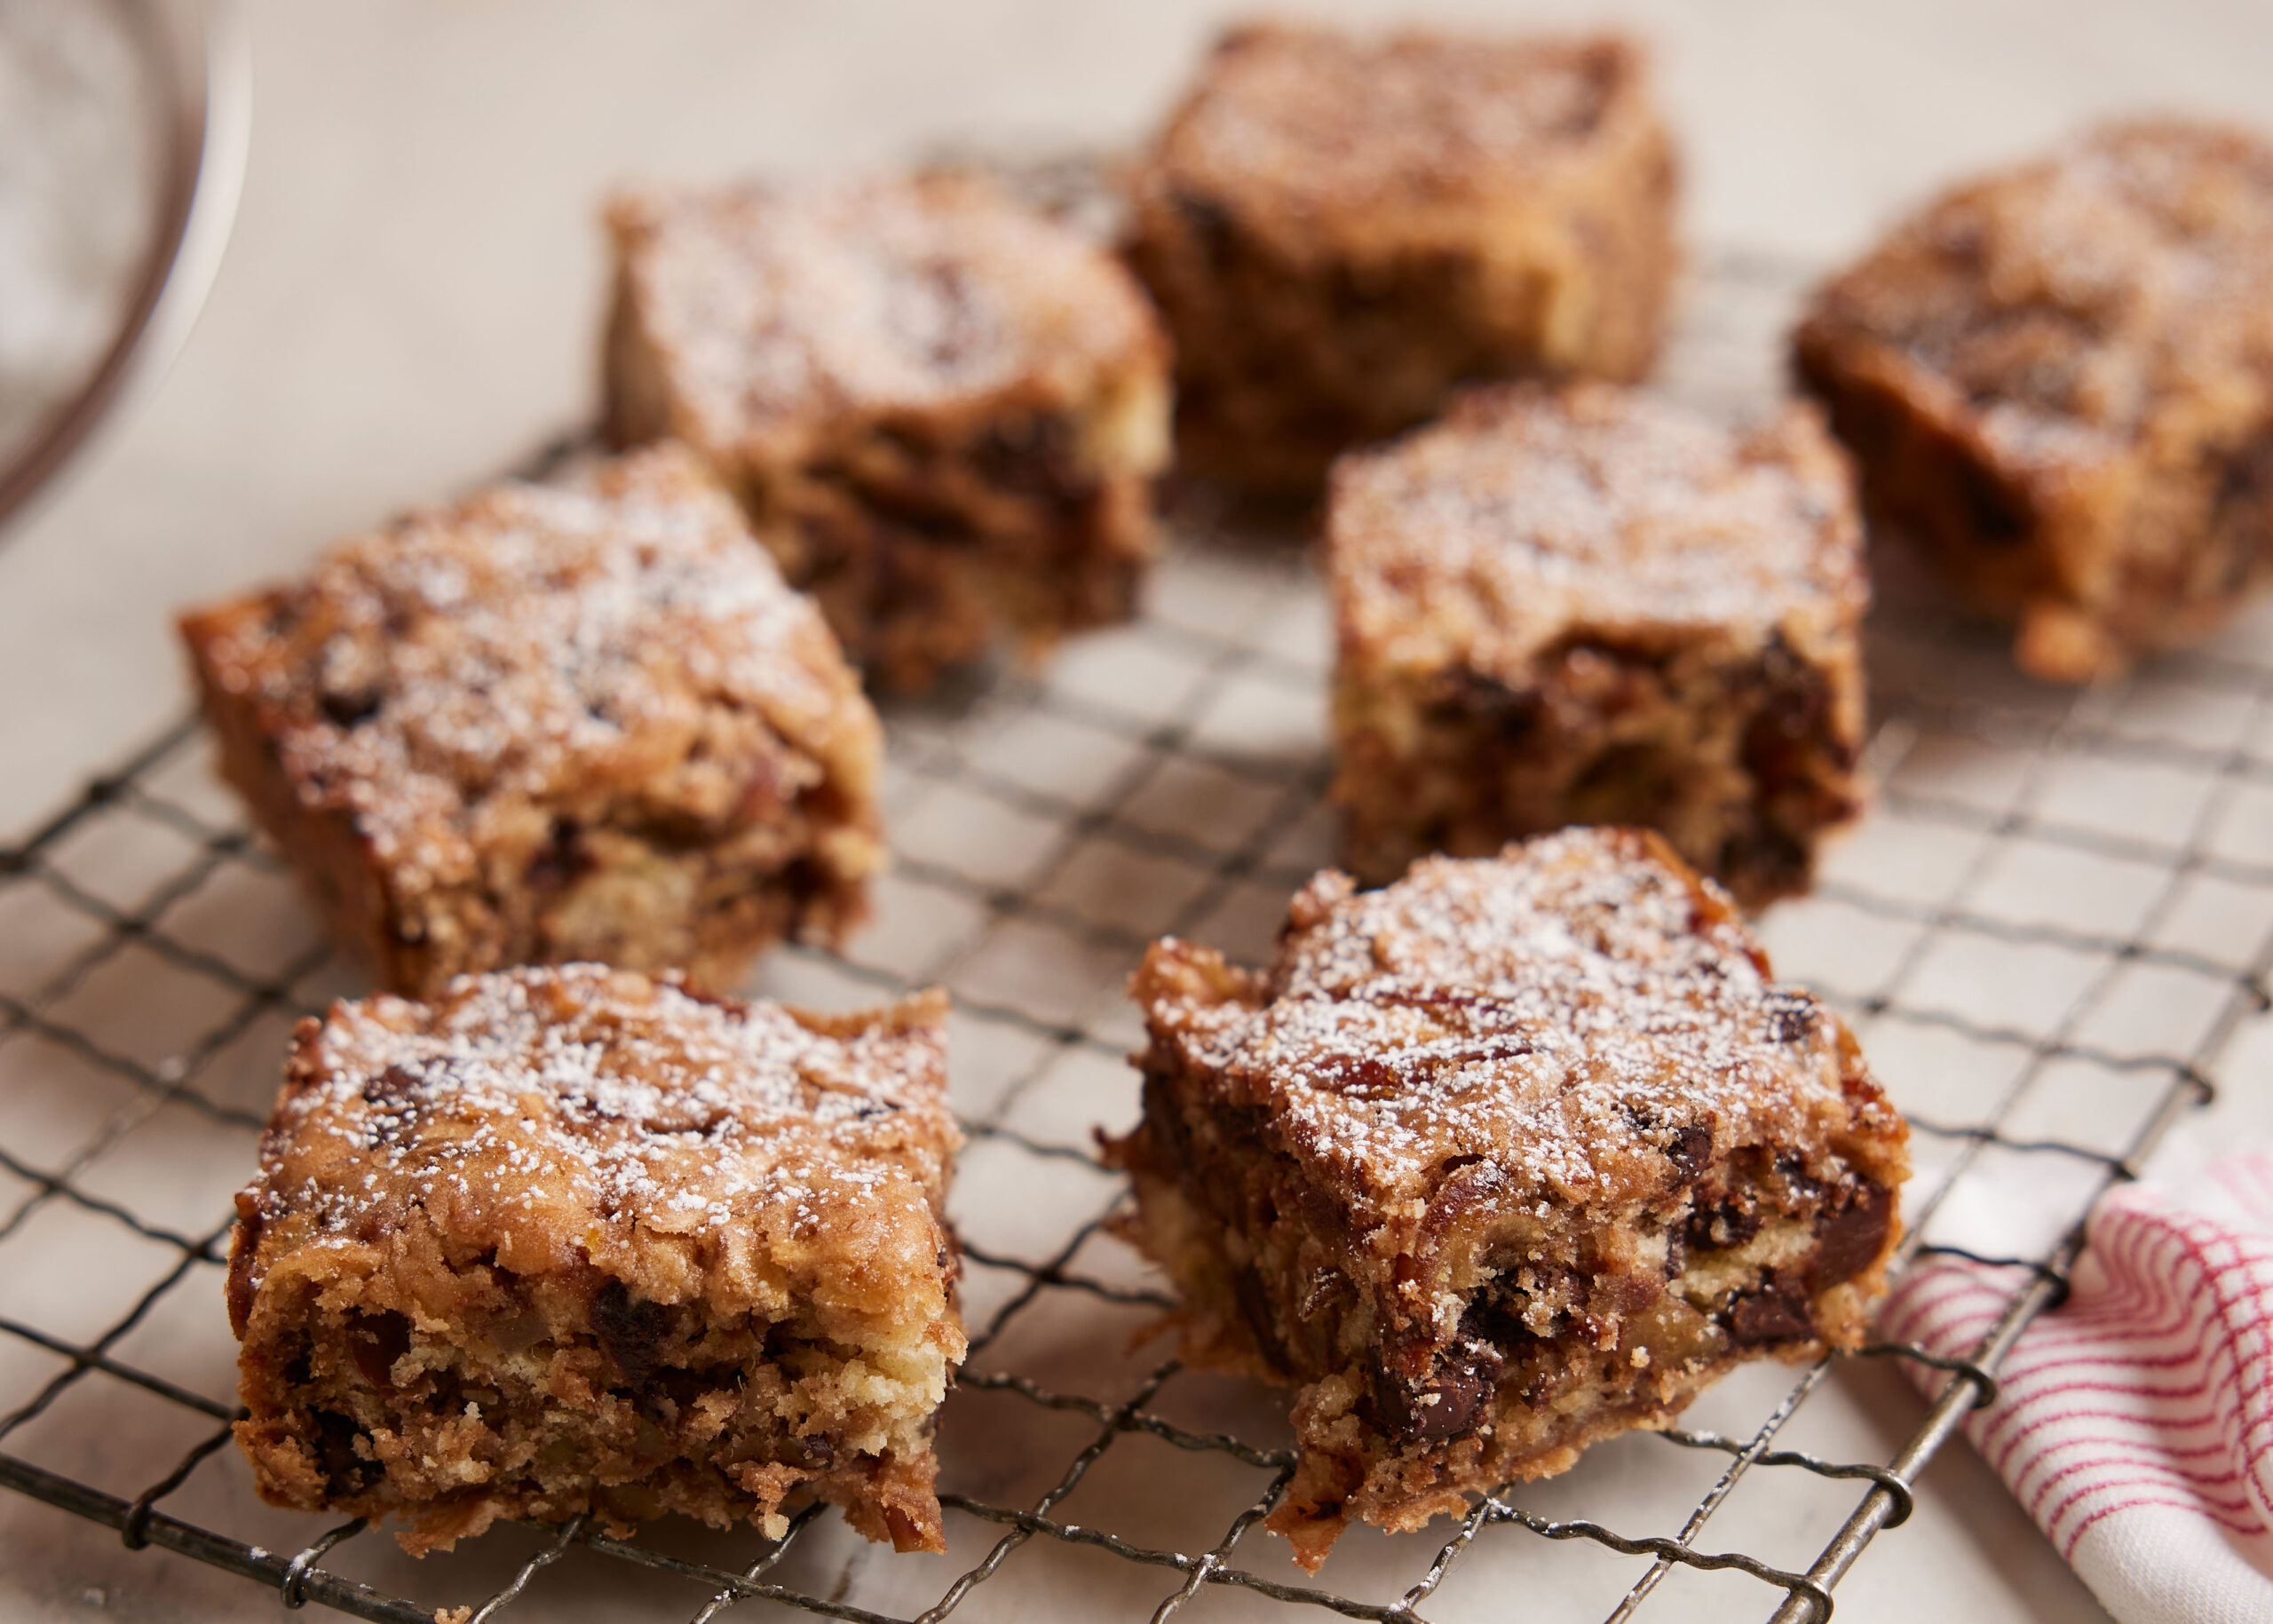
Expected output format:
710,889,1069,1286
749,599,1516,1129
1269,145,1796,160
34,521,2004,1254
609,171,1166,463
180,443,877,898
1134,829,1902,1216
1144,24,1657,239
234,966,958,1324
1802,120,2273,464
1328,383,1865,682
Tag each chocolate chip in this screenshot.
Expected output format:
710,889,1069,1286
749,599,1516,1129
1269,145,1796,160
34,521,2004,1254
1775,1155,1826,1203
1170,187,1237,265
797,1434,836,1470
1958,457,2031,545
1369,1342,1501,1444
345,1310,411,1392
1231,1266,1288,1372
1761,992,1818,1046
526,818,589,893
1723,1276,1814,1347
361,1062,422,1105
1685,1192,1761,1253
310,1408,376,1496
1444,670,1543,743
359,1064,425,1145
1806,1179,1894,1290
1664,1123,1713,1181
318,687,382,729
592,1278,673,1386
1458,1292,1540,1349
653,1366,712,1414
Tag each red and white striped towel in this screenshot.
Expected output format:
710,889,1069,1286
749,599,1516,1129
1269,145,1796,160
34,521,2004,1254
1881,1151,2273,1624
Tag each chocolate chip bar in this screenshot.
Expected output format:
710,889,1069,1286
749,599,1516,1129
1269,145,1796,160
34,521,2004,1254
179,444,883,998
1125,22,1678,494
1106,830,1909,1568
1328,383,1867,908
1796,120,2273,680
605,171,1171,691
228,965,963,1553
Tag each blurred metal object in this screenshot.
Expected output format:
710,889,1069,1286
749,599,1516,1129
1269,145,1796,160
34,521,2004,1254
0,0,249,537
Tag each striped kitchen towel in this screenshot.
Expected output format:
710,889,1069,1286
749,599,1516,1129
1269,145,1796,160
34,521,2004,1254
1881,1151,2273,1624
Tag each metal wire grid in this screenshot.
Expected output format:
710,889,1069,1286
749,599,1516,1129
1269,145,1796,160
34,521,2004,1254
0,250,2269,1623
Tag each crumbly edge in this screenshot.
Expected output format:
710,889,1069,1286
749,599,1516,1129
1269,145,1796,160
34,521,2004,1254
179,603,883,998
232,1223,958,1554
1794,321,2273,682
606,272,1170,693
1109,1041,1903,1571
1123,101,1675,492
1330,623,1865,908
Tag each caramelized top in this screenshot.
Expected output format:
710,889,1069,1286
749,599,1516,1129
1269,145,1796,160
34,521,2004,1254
179,444,879,902
609,171,1165,463
1801,120,2273,464
1133,829,1905,1217
1328,383,1865,682
234,966,957,1326
1140,23,1660,251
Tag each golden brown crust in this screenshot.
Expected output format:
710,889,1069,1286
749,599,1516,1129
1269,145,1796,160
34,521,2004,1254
1107,831,1908,1568
229,965,963,1554
1327,384,1867,907
1125,23,1678,492
178,444,883,997
604,171,1171,690
1795,119,2273,680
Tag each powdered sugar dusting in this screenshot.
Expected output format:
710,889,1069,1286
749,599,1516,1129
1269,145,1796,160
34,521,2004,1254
1807,120,2273,460
610,173,1160,462
247,965,954,1298
1144,830,1878,1210
189,444,871,895
1161,25,1637,217
1330,384,1864,679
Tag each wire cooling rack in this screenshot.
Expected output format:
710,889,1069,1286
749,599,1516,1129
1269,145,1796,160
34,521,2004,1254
3,246,2272,1624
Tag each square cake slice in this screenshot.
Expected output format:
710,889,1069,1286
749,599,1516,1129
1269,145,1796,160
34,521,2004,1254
605,171,1171,692
1328,383,1867,908
179,443,883,999
227,965,963,1554
1794,120,2273,681
1106,830,1909,1568
1124,22,1678,494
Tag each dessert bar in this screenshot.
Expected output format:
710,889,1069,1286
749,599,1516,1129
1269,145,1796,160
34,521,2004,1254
1124,22,1677,493
228,965,963,1552
1796,120,2273,680
1108,830,1909,1567
1328,383,1867,907
180,443,883,997
606,171,1171,690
